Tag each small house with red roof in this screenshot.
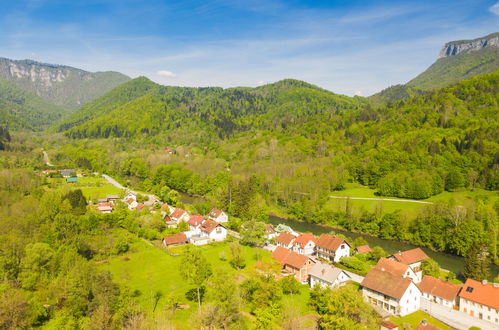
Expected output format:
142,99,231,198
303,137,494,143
271,246,316,283
208,208,228,223
315,234,350,262
162,233,188,247
419,275,461,308
170,208,190,223
199,219,227,242
160,203,175,217
96,203,113,213
375,257,419,283
265,224,278,239
187,215,205,233
292,233,316,255
275,232,297,249
355,245,373,254
389,248,429,282
459,279,499,326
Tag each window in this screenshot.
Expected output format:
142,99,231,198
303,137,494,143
466,286,474,293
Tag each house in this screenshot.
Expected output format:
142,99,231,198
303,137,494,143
97,197,108,204
187,215,205,233
127,198,138,210
96,203,113,213
160,203,175,217
162,233,188,247
389,248,429,283
355,245,373,254
170,208,190,222
375,258,419,283
361,268,421,316
458,279,499,325
308,263,350,289
380,320,399,330
271,246,316,283
66,177,78,183
106,194,120,202
419,275,461,308
136,203,145,210
315,234,350,263
60,169,76,178
275,232,296,249
292,233,316,255
208,208,229,223
265,224,278,240
199,219,227,242
274,224,299,236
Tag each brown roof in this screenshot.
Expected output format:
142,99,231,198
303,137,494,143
265,223,276,234
171,208,187,219
199,219,222,234
271,246,311,269
209,208,224,218
187,215,205,226
380,320,398,329
459,279,499,309
391,248,429,264
361,268,416,300
419,276,461,301
163,233,188,246
375,258,410,277
136,203,144,210
160,203,170,211
316,234,349,252
293,233,316,248
275,232,296,246
356,245,373,253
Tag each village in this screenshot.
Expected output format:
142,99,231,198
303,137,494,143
50,169,498,330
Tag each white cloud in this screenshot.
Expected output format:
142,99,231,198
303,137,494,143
354,91,362,96
257,80,264,85
157,70,176,78
490,2,499,16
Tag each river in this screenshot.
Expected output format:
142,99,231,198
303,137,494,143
268,215,499,279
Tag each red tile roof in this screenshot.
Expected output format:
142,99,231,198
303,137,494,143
187,215,205,226
375,258,411,277
316,234,349,252
199,219,221,234
163,233,188,246
356,245,373,253
271,246,310,269
160,203,170,211
96,203,113,210
459,279,499,309
419,276,461,302
171,208,187,219
380,320,398,329
275,232,296,246
209,208,224,218
293,233,316,248
136,203,144,210
391,248,429,265
362,268,415,300
265,223,276,234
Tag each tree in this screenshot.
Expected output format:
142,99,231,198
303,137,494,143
369,246,387,261
62,189,87,215
463,242,490,281
0,289,31,329
421,258,440,277
280,276,301,295
179,246,212,307
229,242,246,269
204,269,241,328
240,219,266,247
352,236,368,248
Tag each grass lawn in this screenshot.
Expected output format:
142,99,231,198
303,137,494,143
47,176,123,201
390,310,453,330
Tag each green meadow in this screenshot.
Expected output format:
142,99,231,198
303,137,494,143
46,175,123,201
390,310,453,330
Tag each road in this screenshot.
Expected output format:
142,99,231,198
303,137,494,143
101,174,159,204
329,196,433,204
420,298,499,330
42,150,53,166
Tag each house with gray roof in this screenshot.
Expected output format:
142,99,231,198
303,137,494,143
309,263,350,289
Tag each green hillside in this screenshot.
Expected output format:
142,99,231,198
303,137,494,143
0,78,69,130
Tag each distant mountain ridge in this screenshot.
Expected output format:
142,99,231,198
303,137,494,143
0,57,130,109
438,32,499,58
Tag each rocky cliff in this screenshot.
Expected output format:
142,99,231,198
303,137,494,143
0,58,130,109
438,32,499,58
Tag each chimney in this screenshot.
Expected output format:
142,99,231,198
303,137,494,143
421,319,427,326
482,280,488,285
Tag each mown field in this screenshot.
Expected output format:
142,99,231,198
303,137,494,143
46,175,123,201
390,310,453,330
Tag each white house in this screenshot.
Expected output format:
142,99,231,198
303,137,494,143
96,203,113,213
170,208,190,223
459,279,499,326
208,208,229,223
160,203,175,217
275,232,296,249
361,268,421,316
309,263,350,289
389,248,429,283
375,258,419,283
265,224,278,240
419,275,461,308
315,234,350,263
199,219,227,242
187,215,205,233
292,233,316,256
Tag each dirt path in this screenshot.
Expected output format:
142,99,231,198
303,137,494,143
329,195,433,204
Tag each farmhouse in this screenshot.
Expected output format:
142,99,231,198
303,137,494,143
271,246,316,283
170,208,190,222
127,198,138,210
292,233,316,255
355,245,373,254
265,224,278,240
208,208,229,223
375,258,419,283
275,232,296,249
60,169,76,178
309,263,350,289
199,219,227,242
389,248,429,282
106,194,120,202
419,275,461,308
315,234,350,263
361,268,421,316
162,233,188,247
96,203,113,213
459,279,499,326
187,215,205,233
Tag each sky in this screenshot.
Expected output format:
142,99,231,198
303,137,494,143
0,0,498,96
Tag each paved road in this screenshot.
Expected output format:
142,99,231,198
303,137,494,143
101,174,159,204
329,196,433,204
42,150,53,166
343,269,364,284
420,298,499,330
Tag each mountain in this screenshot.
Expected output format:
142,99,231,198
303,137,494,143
371,32,499,105
0,57,130,109
0,78,69,130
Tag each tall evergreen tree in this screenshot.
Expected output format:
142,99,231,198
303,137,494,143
463,242,490,281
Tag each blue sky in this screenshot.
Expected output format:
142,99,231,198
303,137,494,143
0,0,498,96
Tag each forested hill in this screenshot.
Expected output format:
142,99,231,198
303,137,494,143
59,77,367,140
0,57,130,109
0,78,69,130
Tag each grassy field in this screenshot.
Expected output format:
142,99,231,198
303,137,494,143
47,176,123,201
390,310,453,330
